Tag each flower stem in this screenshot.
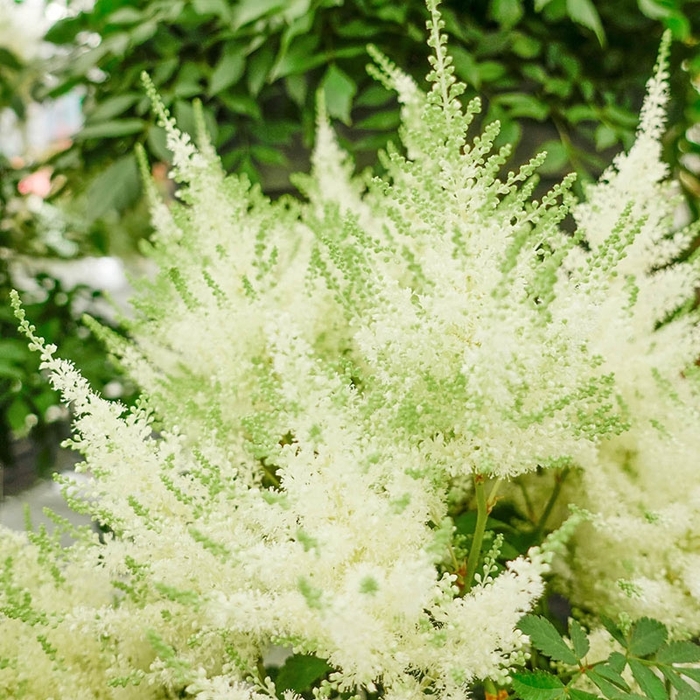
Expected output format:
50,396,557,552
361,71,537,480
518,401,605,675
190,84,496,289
465,474,488,591
535,467,570,536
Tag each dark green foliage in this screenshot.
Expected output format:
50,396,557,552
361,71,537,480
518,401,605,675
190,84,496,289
513,614,700,700
0,272,134,476
273,653,332,695
40,0,700,226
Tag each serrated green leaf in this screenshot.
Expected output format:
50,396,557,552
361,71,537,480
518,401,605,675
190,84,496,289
655,640,700,664
586,669,627,699
565,0,605,45
511,671,566,700
628,659,667,700
676,666,700,683
569,691,600,700
569,619,590,660
658,666,695,695
275,654,332,693
600,616,627,648
607,652,626,674
595,663,631,691
518,616,580,665
676,690,700,700
628,618,667,657
321,64,356,126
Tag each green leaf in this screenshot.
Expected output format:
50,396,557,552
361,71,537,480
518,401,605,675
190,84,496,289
7,397,31,433
355,84,392,109
451,46,481,88
321,64,356,126
284,74,307,106
275,654,332,693
517,616,579,665
83,154,140,221
607,652,627,674
335,19,379,38
637,0,673,19
247,44,275,97
655,640,700,664
511,671,566,700
231,0,285,28
209,47,246,97
489,0,524,28
676,666,700,684
0,340,30,364
586,668,628,699
77,118,145,140
220,93,262,120
595,124,618,151
569,691,600,700
251,144,288,167
477,60,507,83
0,359,24,381
269,34,322,79
147,125,171,162
594,663,631,691
628,659,667,700
494,93,549,121
565,0,606,45
511,33,541,58
538,139,570,175
130,18,158,46
86,94,140,123
107,7,144,24
193,0,232,20
44,15,83,44
600,616,627,648
356,109,400,131
628,618,667,657
658,666,695,695
569,619,590,660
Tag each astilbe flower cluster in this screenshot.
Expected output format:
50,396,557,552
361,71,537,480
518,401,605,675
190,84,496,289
2,0,699,698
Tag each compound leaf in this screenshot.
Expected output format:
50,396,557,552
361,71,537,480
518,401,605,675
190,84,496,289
518,615,579,665
628,618,667,658
511,671,566,700
628,659,667,700
655,640,700,665
569,619,590,660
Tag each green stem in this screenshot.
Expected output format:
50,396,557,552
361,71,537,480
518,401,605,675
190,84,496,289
465,474,488,591
535,467,570,536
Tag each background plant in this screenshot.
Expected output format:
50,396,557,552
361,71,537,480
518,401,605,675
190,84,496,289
40,0,700,252
3,2,700,698
0,1,133,480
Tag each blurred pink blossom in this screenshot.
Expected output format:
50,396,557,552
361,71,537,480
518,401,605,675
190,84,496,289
18,167,53,198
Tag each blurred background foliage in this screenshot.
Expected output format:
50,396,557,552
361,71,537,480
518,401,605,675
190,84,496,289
0,0,699,479
40,0,700,234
